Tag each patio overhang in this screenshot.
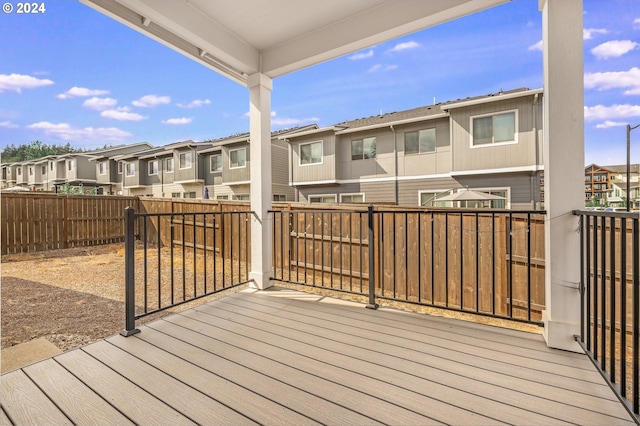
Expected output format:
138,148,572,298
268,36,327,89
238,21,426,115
80,0,508,84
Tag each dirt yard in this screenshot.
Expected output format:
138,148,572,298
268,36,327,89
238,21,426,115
1,243,242,353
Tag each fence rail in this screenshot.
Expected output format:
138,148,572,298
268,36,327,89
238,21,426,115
574,209,640,423
1,192,139,254
122,207,252,335
271,205,546,325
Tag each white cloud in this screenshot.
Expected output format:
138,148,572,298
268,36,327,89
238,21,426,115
528,40,543,51
591,40,638,59
100,107,146,121
583,28,608,40
584,104,640,121
388,41,420,52
368,64,398,73
348,50,374,60
0,120,19,128
272,116,319,127
634,18,640,29
162,117,192,125
132,94,171,107
27,121,131,141
57,87,109,99
595,120,629,129
0,73,54,93
83,97,117,110
176,99,211,108
584,67,640,95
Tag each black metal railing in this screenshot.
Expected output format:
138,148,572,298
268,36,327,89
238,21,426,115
574,209,640,423
122,207,252,335
271,206,546,325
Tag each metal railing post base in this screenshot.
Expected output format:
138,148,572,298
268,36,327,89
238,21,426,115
365,303,379,310
120,329,140,337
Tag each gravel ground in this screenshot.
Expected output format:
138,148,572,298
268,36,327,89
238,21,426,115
1,243,243,352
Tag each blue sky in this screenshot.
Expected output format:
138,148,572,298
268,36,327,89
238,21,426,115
0,0,639,166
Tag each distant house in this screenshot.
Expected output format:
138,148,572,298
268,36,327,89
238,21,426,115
91,142,153,194
285,88,543,209
604,163,640,208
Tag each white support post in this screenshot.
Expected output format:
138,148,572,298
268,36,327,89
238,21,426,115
248,73,274,290
540,0,584,352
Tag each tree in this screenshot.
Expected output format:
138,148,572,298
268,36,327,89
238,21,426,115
0,141,84,163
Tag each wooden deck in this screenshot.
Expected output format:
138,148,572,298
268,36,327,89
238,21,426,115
1,287,635,425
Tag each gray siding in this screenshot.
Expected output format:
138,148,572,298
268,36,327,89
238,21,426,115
456,172,542,209
450,95,543,172
174,149,198,182
271,140,290,186
222,143,250,183
397,117,452,176
336,130,394,181
76,157,96,181
397,176,460,206
290,131,336,183
123,160,141,188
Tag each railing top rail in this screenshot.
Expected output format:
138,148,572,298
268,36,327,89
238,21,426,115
270,207,546,215
573,209,640,219
132,210,254,219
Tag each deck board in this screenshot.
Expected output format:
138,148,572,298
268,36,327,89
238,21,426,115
1,287,636,425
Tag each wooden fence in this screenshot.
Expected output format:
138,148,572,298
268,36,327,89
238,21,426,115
272,205,546,323
1,193,139,255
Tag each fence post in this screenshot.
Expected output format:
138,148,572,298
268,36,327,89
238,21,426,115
121,206,140,336
366,204,378,310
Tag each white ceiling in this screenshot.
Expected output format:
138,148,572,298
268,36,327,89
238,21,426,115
81,0,507,86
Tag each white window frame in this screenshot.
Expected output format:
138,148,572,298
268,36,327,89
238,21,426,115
29,167,33,176
339,193,365,203
125,162,135,177
49,161,54,171
273,194,286,202
179,152,193,170
17,168,21,176
456,187,511,209
418,189,454,207
404,128,436,155
165,158,174,173
210,154,222,172
234,194,250,201
118,162,123,174
299,141,323,166
229,147,246,169
470,110,518,148
308,194,337,204
98,161,107,175
41,165,46,175
148,160,159,176
67,159,75,171
216,195,229,200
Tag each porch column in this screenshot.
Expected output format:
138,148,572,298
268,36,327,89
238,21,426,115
540,0,584,352
248,73,274,290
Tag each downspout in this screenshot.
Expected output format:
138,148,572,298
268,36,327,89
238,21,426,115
390,124,398,205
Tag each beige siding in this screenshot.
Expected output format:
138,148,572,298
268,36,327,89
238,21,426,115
271,141,290,186
399,118,452,176
451,96,543,172
291,132,336,183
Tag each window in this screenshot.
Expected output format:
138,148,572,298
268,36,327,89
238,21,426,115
585,175,591,182
171,192,181,198
351,137,376,160
41,165,46,175
300,141,322,165
472,111,516,146
405,129,436,154
309,195,337,204
216,195,229,200
98,162,107,175
165,158,174,173
458,189,507,209
17,168,21,176
273,194,286,202
234,194,250,201
29,167,33,176
585,184,592,191
148,160,158,176
125,163,135,176
420,191,453,207
50,161,54,171
118,162,123,174
67,159,75,171
229,148,246,168
340,193,364,203
210,154,222,172
179,152,193,169
183,191,196,199
611,175,616,181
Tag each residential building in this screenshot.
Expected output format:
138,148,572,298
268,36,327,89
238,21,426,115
583,164,611,205
91,142,153,194
285,88,543,209
604,163,640,208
